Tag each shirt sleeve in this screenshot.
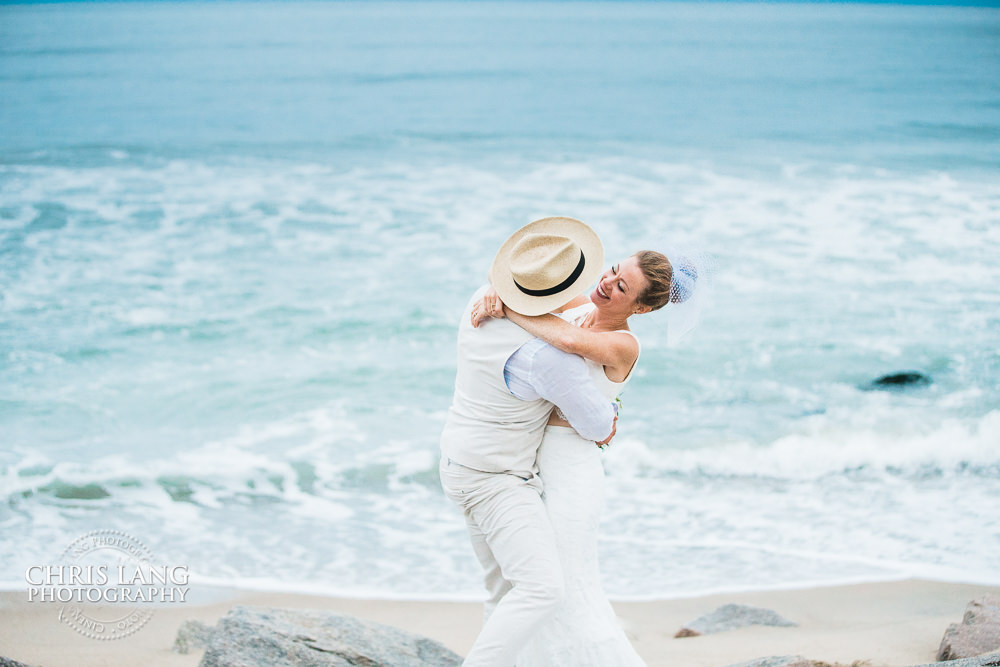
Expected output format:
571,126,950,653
505,339,616,442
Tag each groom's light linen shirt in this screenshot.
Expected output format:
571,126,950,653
441,285,616,475
504,338,616,442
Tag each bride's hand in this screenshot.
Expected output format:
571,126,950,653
596,416,617,448
471,287,506,328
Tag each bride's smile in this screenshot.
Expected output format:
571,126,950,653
590,258,650,319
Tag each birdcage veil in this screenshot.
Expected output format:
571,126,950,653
662,248,714,346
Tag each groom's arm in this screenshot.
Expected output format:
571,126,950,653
505,339,617,443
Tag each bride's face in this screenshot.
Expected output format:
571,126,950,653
589,256,650,316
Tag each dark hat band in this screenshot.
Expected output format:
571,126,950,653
513,251,587,297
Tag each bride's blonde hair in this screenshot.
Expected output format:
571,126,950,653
633,251,673,311
634,250,696,311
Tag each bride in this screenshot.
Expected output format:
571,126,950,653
472,249,699,666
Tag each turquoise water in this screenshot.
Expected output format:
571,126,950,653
1,1,999,599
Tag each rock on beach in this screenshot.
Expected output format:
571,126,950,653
722,656,814,667
173,619,216,654
0,657,33,667
676,603,797,638
196,605,463,667
724,656,1000,667
938,595,1000,661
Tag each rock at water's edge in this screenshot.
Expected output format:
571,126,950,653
675,603,797,638
868,371,932,390
198,605,463,667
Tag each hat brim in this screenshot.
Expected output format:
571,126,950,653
489,217,605,316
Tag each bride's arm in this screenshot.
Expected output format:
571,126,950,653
469,287,638,373
503,307,637,371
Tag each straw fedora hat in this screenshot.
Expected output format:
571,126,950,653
489,217,604,316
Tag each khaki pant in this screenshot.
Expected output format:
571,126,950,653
440,456,564,667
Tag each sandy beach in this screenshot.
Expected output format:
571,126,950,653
1,579,996,667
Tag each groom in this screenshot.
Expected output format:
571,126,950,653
439,217,618,667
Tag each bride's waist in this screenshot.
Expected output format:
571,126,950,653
541,424,601,452
544,424,577,433
546,412,572,429
544,415,597,441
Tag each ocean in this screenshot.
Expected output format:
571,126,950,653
1,1,998,600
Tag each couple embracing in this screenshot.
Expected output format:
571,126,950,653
440,216,699,667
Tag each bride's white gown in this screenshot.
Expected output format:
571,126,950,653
515,304,646,667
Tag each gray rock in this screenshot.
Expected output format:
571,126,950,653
726,657,1000,667
938,595,1000,661
0,658,34,667
198,605,463,667
722,648,1000,667
173,619,216,654
867,371,932,391
676,603,797,638
723,656,811,667
918,651,1000,667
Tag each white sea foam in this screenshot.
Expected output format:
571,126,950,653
2,156,999,599
606,409,1000,480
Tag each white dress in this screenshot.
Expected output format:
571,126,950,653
516,304,646,667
